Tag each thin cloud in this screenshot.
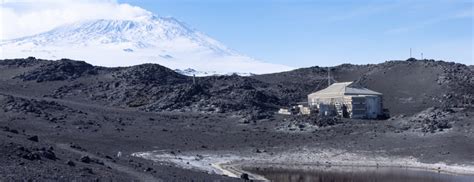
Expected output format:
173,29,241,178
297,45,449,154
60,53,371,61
453,8,473,18
385,9,473,34
0,0,152,40
326,2,402,22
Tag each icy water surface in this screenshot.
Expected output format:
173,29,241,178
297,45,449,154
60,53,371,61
247,166,474,182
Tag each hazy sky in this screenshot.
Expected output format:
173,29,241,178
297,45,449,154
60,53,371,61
119,0,473,67
1,0,472,67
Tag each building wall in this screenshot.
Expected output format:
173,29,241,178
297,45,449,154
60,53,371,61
348,96,367,119
308,94,382,119
365,96,380,118
308,97,345,107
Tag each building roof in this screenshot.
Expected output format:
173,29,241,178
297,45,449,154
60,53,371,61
308,82,382,98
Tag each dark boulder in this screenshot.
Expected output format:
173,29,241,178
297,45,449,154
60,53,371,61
240,173,250,180
40,150,57,160
80,155,91,163
22,152,41,160
27,135,39,142
66,160,76,166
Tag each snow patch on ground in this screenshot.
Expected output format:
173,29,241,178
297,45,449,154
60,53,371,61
132,150,246,177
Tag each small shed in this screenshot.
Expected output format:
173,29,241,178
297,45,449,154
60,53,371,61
308,82,383,119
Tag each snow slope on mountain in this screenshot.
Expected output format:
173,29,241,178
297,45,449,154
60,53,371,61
0,16,293,75
174,68,254,77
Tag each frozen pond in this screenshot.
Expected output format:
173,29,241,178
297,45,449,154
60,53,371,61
246,166,474,182
133,150,474,181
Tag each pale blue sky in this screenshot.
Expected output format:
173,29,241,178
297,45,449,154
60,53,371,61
118,0,473,67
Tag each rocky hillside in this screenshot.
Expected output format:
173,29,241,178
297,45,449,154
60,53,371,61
1,58,472,118
1,58,289,121
254,58,473,115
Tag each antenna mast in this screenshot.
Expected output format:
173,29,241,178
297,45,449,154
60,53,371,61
328,67,331,87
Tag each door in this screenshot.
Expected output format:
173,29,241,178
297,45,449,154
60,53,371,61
365,96,378,119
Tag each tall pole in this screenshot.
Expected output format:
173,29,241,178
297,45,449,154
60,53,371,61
410,48,412,58
328,67,331,87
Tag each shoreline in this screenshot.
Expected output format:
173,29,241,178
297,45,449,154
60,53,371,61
132,147,474,181
221,161,474,181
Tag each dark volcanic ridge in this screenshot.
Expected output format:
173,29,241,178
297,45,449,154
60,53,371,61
2,57,473,120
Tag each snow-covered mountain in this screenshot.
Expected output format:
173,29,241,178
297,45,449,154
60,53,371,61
0,15,292,75
174,68,254,77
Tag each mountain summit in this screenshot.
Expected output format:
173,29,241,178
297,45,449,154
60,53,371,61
0,16,292,75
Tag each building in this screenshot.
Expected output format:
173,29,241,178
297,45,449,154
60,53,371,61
307,82,383,119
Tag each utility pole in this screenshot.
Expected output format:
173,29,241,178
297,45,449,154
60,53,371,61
327,67,331,87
